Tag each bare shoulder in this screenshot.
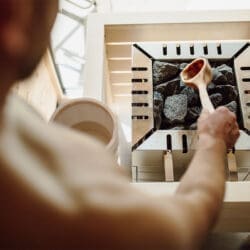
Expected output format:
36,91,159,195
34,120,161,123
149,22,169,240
0,93,126,211
0,94,199,249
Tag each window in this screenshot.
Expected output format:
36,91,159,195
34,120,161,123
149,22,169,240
51,0,96,98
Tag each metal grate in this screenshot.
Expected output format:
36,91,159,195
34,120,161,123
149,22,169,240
137,41,247,60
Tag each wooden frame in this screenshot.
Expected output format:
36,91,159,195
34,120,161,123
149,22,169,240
83,10,250,231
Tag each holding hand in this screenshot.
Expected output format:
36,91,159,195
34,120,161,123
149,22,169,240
197,106,240,149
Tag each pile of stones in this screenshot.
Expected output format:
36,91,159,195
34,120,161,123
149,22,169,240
153,60,239,130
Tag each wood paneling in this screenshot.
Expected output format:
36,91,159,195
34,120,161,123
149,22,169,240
106,43,132,58
110,71,132,83
105,22,250,43
108,59,131,71
12,51,63,121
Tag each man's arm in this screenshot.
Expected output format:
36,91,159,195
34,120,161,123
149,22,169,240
175,107,239,248
77,108,239,250
0,99,239,249
46,107,238,250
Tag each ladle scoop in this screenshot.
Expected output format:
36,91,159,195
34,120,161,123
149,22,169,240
180,58,214,113
181,58,237,173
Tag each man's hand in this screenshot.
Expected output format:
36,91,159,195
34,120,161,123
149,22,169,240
197,107,240,149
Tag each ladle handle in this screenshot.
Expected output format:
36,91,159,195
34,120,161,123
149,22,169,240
198,83,215,113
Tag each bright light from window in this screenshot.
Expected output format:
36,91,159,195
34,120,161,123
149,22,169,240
51,0,96,98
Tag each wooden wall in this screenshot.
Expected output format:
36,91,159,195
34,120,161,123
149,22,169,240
12,50,63,121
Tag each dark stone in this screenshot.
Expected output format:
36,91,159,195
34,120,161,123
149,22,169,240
179,62,188,71
153,91,164,110
166,77,181,96
180,86,199,106
217,64,232,74
225,71,235,85
153,92,164,129
179,79,186,91
189,122,197,130
163,94,188,124
160,118,169,129
154,77,180,98
153,61,179,85
160,121,187,130
207,82,216,94
154,106,162,130
153,62,240,131
170,125,185,130
212,68,228,85
186,106,201,123
224,101,237,114
215,85,238,104
210,93,223,108
212,68,219,79
217,64,234,85
154,83,166,97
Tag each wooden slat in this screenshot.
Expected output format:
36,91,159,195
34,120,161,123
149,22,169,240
132,94,149,103
164,152,174,182
137,166,164,172
110,71,132,83
44,50,64,101
106,44,132,58
113,94,131,105
132,107,151,116
132,119,153,145
105,22,250,43
131,44,153,146
137,173,165,182
12,51,62,121
109,59,131,71
132,82,151,91
112,84,131,95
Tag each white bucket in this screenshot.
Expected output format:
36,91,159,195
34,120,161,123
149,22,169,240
50,98,118,155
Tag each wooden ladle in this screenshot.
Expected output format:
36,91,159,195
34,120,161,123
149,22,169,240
180,58,214,113
181,58,237,175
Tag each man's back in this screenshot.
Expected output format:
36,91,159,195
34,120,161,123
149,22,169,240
0,94,191,249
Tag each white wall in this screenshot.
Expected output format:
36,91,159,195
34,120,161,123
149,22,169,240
97,0,250,13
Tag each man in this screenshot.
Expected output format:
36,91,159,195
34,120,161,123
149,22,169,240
0,0,239,249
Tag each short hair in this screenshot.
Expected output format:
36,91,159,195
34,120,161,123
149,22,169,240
0,1,12,28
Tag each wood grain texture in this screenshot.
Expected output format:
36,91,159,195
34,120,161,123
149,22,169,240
12,50,63,121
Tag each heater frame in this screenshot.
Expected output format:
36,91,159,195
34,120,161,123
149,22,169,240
131,42,250,184
84,10,250,232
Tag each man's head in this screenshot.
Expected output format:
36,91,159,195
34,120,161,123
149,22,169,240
0,0,58,86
